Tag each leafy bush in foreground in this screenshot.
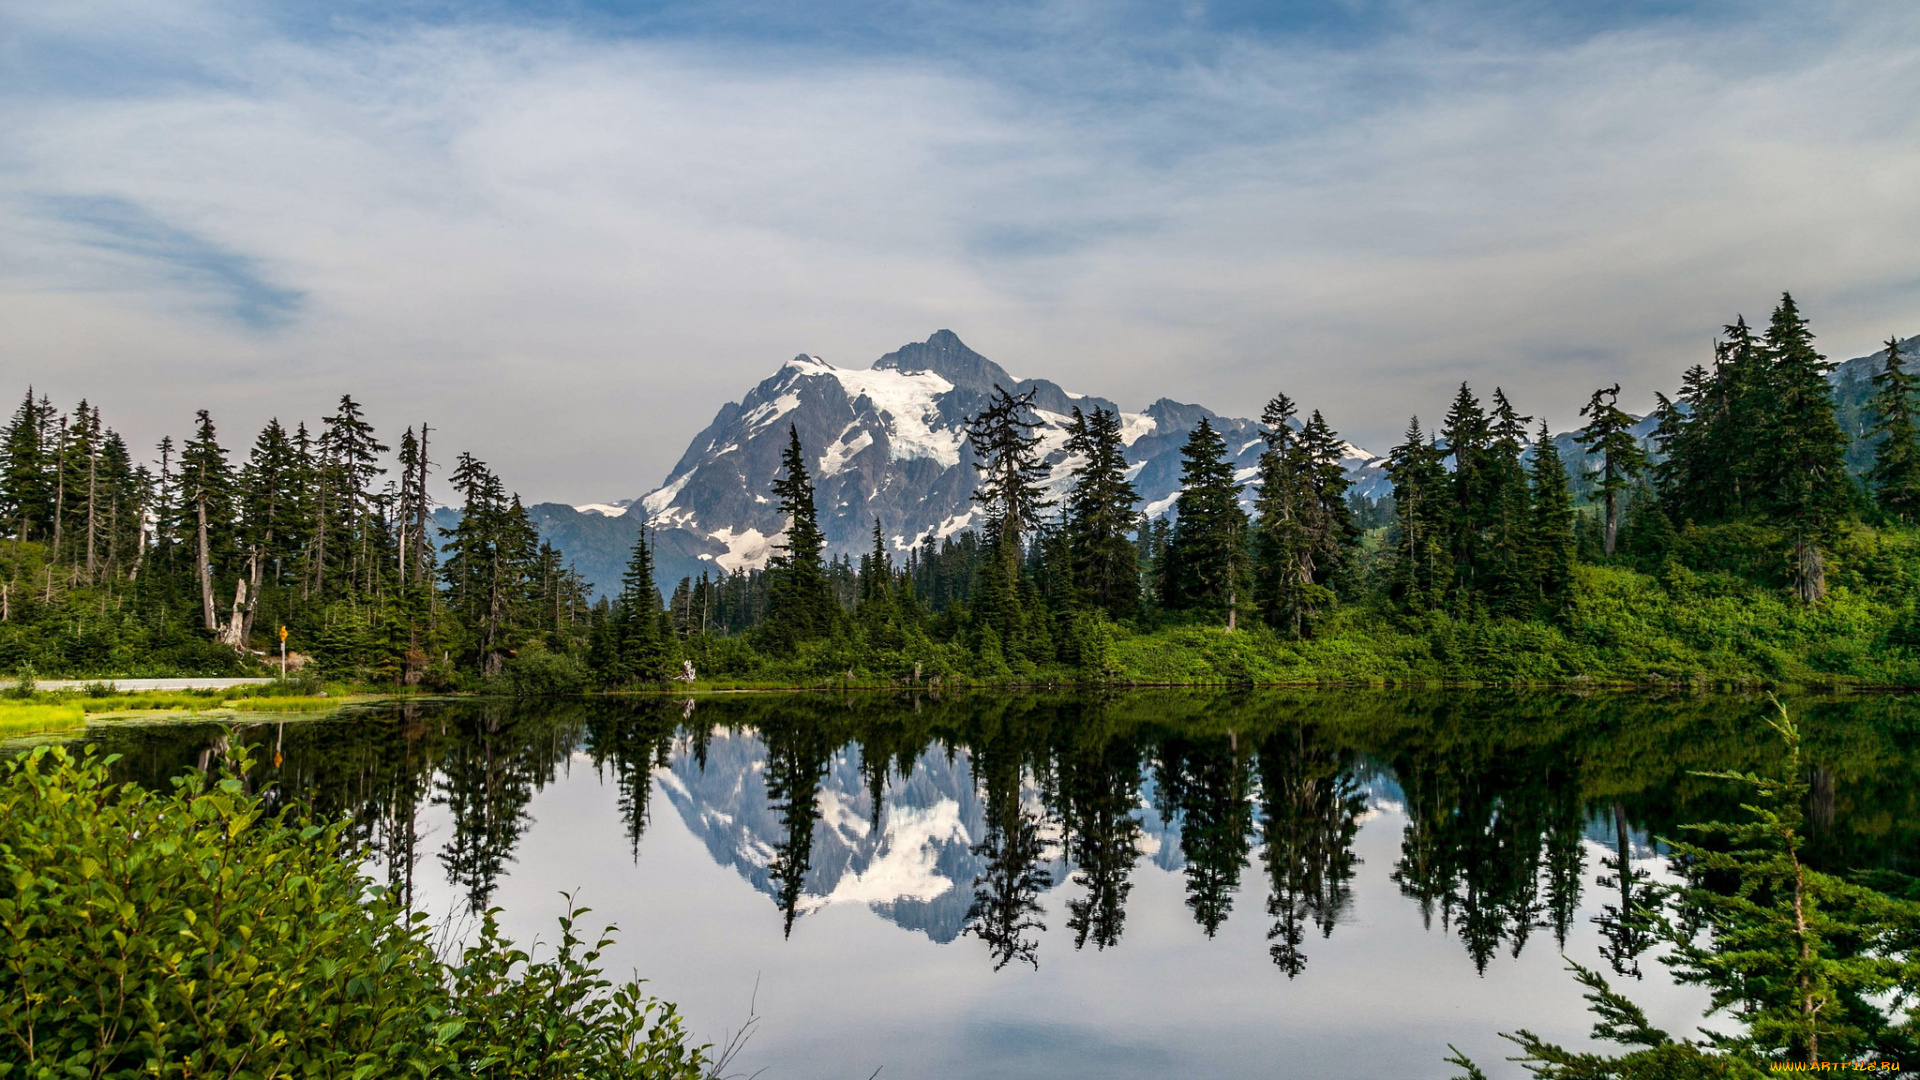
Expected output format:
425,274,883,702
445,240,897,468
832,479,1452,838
0,745,708,1079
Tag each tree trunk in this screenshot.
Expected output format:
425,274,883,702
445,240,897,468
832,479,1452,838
311,490,327,600
1793,537,1826,605
220,573,250,650
1794,857,1817,1064
196,488,219,633
241,546,265,646
128,509,146,581
1603,490,1619,556
85,446,98,581
51,419,67,559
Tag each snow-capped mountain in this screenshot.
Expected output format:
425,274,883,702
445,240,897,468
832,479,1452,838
624,330,1381,589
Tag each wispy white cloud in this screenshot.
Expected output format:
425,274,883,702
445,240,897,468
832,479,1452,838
2,1,1918,499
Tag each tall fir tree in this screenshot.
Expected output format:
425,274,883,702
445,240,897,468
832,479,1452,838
1757,294,1852,602
1866,336,1920,522
764,425,835,646
1575,384,1648,557
1061,406,1140,619
1653,363,1719,524
1161,418,1247,626
236,418,300,647
438,453,541,672
1441,383,1491,595
1386,417,1449,610
1252,393,1308,634
179,410,236,640
967,386,1052,655
1525,422,1576,605
320,395,389,597
1251,396,1355,636
0,389,55,543
614,525,674,683
1481,388,1534,611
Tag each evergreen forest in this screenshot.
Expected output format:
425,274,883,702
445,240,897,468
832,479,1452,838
7,293,1920,689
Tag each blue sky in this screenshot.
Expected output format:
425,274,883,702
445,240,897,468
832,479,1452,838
2,0,1917,500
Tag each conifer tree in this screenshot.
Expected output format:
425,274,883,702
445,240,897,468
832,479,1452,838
179,410,235,638
1866,336,1920,523
1161,418,1247,625
1442,383,1490,593
320,395,389,596
0,389,54,543
1481,389,1533,610
1251,396,1354,636
968,386,1051,558
1386,417,1448,610
764,425,834,646
1652,364,1719,523
439,453,541,672
1756,294,1852,602
967,386,1051,650
1252,393,1308,635
1525,422,1576,605
612,525,673,683
1718,315,1770,516
1299,410,1358,569
1575,384,1647,556
1061,407,1140,619
859,518,891,605
237,419,298,646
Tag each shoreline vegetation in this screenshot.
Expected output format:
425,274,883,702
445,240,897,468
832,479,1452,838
2,293,1918,698
0,744,714,1078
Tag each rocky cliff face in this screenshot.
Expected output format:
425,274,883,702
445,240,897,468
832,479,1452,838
621,330,1381,591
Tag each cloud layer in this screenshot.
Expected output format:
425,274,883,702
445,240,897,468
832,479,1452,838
3,0,1918,501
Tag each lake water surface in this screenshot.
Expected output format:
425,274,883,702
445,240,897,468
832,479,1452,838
88,691,1920,1079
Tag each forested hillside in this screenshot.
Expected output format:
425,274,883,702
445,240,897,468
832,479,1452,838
4,293,1918,687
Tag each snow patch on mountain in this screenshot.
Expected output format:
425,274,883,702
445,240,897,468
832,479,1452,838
741,390,803,435
702,527,777,574
1119,412,1156,445
641,472,694,518
828,365,965,467
818,424,874,477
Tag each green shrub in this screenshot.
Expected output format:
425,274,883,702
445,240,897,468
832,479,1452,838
500,646,590,698
0,745,708,1079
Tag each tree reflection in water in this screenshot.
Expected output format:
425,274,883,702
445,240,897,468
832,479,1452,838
83,690,1920,976
1056,728,1143,952
1153,731,1255,938
961,714,1052,970
1594,803,1660,978
1257,725,1366,977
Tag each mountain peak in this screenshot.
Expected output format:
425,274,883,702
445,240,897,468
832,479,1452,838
871,330,1013,392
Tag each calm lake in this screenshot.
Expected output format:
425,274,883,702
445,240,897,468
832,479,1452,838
86,691,1920,1079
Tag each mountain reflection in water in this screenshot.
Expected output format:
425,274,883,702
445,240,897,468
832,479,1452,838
87,690,1920,1078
